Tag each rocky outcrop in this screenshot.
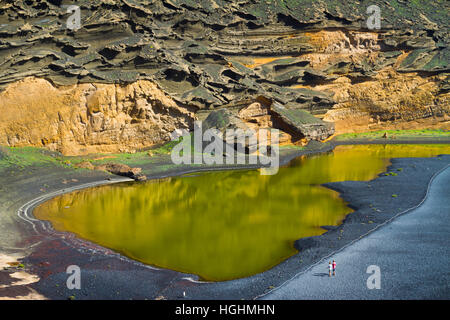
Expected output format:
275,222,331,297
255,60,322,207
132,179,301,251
75,161,146,181
95,163,146,181
202,97,334,145
271,102,334,141
0,77,194,155
0,1,448,153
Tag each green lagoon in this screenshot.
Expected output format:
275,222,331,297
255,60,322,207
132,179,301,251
34,144,450,281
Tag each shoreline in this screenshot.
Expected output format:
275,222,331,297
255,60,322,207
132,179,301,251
0,139,449,299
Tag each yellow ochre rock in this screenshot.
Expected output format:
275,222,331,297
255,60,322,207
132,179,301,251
0,77,194,155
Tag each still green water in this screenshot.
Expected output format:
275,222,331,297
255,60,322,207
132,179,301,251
34,144,450,281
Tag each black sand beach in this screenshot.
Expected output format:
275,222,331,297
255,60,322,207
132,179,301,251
262,162,450,299
0,140,449,300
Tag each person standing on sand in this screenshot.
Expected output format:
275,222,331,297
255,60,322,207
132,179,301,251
332,260,336,276
328,261,332,277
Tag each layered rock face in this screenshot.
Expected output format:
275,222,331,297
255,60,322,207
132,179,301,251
0,77,194,155
0,0,448,154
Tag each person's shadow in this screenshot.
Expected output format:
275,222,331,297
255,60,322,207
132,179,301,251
313,273,330,277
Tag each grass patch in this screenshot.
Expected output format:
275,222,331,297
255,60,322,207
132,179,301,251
85,138,184,167
0,146,63,169
335,129,450,141
0,138,183,170
279,144,305,151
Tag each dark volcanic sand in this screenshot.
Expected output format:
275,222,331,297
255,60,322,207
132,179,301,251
1,143,449,300
262,161,450,299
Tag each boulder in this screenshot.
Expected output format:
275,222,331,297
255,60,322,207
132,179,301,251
270,103,335,141
75,161,95,170
95,163,146,181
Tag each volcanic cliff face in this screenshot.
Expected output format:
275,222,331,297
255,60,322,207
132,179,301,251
0,0,448,154
0,77,194,155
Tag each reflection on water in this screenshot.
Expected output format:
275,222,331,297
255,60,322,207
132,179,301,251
34,144,450,281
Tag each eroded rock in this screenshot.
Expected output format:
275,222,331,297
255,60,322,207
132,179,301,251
0,0,448,151
0,77,194,155
95,163,146,181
